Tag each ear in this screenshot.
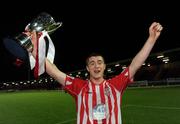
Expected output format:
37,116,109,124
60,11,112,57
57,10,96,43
86,66,90,72
104,64,106,70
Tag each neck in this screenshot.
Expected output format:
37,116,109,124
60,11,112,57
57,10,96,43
89,77,104,85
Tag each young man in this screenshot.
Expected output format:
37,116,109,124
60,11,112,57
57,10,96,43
31,22,163,124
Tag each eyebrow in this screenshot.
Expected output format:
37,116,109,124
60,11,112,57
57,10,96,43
88,60,95,65
88,59,103,64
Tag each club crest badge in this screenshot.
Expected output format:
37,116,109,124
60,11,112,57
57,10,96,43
93,104,106,120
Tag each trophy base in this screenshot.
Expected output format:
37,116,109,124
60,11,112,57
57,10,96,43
3,38,29,61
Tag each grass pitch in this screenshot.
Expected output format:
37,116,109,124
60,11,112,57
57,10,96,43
0,86,180,124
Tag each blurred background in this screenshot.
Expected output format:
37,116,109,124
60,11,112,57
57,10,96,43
0,1,180,84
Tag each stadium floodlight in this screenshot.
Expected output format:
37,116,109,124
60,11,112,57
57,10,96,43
157,55,164,58
115,63,120,67
162,57,169,62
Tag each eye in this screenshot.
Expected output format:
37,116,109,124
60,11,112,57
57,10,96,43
89,61,95,66
98,60,103,64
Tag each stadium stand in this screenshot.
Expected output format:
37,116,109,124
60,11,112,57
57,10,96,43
0,48,180,91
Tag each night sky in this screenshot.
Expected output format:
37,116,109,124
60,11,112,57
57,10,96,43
0,1,180,81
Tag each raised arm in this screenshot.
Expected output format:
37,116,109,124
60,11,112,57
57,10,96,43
129,22,163,79
29,31,67,86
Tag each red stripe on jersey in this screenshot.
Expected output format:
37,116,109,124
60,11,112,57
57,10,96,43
106,84,113,124
79,90,85,124
84,85,91,124
111,85,118,124
99,82,106,124
91,82,98,124
99,82,105,105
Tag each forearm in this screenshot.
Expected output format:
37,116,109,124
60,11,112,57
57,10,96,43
45,59,66,86
29,52,66,86
129,37,156,78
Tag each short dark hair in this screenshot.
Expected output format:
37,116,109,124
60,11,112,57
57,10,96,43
86,52,105,66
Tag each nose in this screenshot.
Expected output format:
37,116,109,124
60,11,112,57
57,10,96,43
95,63,100,68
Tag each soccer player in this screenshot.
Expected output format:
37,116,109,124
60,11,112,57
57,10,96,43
30,21,163,124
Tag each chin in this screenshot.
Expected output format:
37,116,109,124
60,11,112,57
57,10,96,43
94,75,103,80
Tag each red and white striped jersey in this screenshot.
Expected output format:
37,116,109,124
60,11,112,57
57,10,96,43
64,67,133,124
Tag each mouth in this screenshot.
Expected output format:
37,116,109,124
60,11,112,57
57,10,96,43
94,70,101,73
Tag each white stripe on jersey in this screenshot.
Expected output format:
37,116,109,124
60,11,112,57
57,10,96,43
77,90,82,124
82,109,87,124
115,89,122,124
104,83,110,124
95,85,102,124
88,82,93,123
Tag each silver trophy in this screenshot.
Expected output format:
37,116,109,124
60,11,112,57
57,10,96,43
3,12,62,60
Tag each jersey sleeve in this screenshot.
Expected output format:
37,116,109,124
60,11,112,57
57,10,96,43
108,67,133,92
64,75,86,97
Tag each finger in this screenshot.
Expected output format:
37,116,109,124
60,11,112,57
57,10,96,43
157,25,163,32
154,23,162,32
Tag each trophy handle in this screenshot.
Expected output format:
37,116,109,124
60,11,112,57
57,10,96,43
47,22,63,34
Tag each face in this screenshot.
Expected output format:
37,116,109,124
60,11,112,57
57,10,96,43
86,56,106,81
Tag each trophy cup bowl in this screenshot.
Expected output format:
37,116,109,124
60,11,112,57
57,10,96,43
3,12,62,61
26,12,62,33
